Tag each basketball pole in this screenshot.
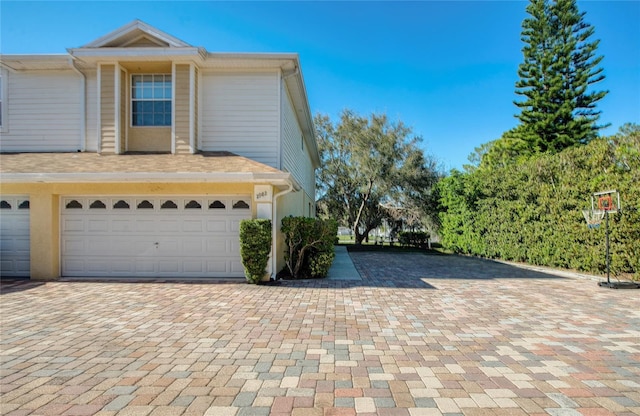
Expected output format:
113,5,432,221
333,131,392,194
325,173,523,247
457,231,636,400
605,210,610,285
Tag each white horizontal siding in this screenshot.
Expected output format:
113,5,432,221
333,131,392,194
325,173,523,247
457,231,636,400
281,83,315,200
0,70,83,152
199,72,279,167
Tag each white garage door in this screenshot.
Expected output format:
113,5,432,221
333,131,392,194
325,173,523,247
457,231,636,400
0,196,30,277
61,196,252,278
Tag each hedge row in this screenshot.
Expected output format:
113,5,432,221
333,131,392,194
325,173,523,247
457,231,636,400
438,125,639,279
398,231,429,248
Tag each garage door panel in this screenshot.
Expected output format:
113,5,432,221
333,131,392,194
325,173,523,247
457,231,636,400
158,260,180,273
0,259,10,270
88,219,109,232
61,196,251,278
157,240,179,254
134,260,155,273
158,219,180,233
133,242,158,257
15,260,30,274
112,261,134,273
1,218,29,234
0,197,31,277
182,239,204,254
183,261,204,273
87,239,116,254
63,218,85,232
63,238,86,254
86,260,113,273
135,219,157,232
1,237,27,253
183,220,204,232
111,219,133,232
206,220,227,232
206,260,228,273
206,239,228,254
63,259,85,273
113,239,139,254
14,238,30,252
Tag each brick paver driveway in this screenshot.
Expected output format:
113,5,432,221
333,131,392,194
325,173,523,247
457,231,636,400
1,251,639,416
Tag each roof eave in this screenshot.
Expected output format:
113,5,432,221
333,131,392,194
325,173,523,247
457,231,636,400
0,171,299,190
69,47,206,62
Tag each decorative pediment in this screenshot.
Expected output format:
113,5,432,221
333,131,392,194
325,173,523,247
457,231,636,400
81,20,191,49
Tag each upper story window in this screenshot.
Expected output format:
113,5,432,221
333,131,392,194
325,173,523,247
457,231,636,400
131,74,171,126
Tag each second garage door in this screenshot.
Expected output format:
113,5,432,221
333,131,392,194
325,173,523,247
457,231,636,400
61,196,251,278
0,196,30,277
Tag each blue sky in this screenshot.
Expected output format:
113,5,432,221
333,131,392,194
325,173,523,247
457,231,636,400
1,1,639,171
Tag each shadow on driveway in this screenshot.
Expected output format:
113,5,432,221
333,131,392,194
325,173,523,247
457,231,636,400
0,279,45,295
279,250,568,290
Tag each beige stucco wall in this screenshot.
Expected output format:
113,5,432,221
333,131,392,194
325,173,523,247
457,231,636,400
0,181,255,280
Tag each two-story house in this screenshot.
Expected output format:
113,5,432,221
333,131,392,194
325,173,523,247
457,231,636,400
0,20,319,280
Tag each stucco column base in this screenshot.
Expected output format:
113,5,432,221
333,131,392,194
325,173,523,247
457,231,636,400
30,192,60,280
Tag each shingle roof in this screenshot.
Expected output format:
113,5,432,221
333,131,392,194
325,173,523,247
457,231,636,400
0,152,302,191
0,152,283,175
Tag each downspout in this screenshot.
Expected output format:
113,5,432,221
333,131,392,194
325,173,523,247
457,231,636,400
68,56,86,152
271,182,295,280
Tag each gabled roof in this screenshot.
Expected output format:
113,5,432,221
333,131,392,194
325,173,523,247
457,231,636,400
81,19,191,48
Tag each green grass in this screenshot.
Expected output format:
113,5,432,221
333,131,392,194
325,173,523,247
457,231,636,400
336,235,444,254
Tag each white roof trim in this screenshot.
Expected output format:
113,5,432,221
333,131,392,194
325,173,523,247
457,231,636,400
82,19,191,48
0,172,301,191
69,47,205,60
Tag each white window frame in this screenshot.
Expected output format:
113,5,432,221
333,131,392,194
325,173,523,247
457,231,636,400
131,73,172,127
0,69,8,133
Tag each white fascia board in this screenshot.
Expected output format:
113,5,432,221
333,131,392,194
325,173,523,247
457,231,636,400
208,52,299,60
0,172,296,186
69,47,205,61
202,52,298,70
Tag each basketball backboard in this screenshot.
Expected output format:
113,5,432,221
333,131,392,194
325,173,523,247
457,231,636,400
591,190,620,214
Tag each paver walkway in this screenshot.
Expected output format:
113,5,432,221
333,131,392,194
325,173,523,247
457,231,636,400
1,250,639,416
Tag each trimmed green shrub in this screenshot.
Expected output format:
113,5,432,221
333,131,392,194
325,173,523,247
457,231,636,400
281,216,338,279
438,124,640,280
239,219,272,284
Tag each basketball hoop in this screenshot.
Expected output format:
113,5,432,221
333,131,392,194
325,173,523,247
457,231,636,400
582,190,637,289
582,209,604,229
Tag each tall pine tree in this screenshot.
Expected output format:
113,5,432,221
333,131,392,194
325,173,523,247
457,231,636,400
515,0,607,153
